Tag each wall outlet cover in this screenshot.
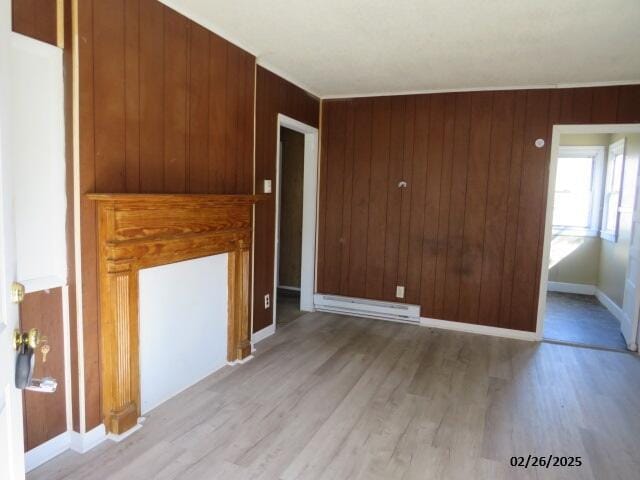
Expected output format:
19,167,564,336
264,179,272,194
264,293,270,309
396,286,405,299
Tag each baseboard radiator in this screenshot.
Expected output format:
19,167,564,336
314,294,421,323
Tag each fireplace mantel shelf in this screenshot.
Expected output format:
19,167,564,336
88,192,266,435
87,193,269,204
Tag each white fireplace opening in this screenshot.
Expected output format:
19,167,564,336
139,253,228,414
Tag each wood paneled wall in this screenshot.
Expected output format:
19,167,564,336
318,85,640,332
12,0,59,46
21,289,66,451
78,0,255,429
253,67,319,333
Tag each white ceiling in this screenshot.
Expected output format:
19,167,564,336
164,0,640,98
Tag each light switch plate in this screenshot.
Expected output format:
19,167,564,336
263,179,272,194
396,286,405,299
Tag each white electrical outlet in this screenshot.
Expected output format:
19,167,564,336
264,293,270,309
263,179,272,194
396,286,405,299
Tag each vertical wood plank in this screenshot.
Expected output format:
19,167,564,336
498,91,528,328
224,45,242,193
339,102,355,295
405,95,430,306
364,97,391,299
93,0,125,193
591,86,620,124
458,92,494,324
163,9,188,192
509,90,551,331
347,99,373,298
432,94,457,318
382,97,406,301
316,100,329,292
322,102,347,294
187,23,211,193
124,0,140,193
139,0,165,192
396,97,416,293
477,92,516,326
571,88,593,124
442,93,472,321
617,85,640,123
208,34,227,192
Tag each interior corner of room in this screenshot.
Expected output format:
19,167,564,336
2,1,640,479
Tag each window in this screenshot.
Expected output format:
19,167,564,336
552,147,604,237
601,138,626,242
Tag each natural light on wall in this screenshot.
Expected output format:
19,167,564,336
548,235,585,269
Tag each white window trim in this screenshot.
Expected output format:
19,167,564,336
600,138,626,242
552,146,605,237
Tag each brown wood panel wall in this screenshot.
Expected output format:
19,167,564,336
77,0,255,429
21,289,66,451
253,67,319,333
318,85,640,332
12,0,58,46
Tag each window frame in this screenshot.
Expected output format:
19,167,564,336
600,138,627,242
552,146,605,237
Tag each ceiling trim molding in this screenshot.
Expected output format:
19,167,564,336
159,0,320,97
321,80,640,100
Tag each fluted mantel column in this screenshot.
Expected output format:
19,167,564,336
100,262,139,434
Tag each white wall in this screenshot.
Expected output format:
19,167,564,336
139,254,228,414
9,33,66,291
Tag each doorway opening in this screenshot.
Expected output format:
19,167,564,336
538,125,640,351
272,115,318,332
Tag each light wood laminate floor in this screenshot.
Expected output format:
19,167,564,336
29,312,640,480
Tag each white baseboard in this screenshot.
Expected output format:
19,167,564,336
420,317,539,341
25,419,108,471
595,289,624,325
25,432,71,472
69,423,107,453
547,281,596,295
252,323,276,344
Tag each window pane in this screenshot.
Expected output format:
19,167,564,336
555,157,593,192
553,192,591,228
553,156,594,229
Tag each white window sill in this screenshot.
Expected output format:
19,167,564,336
552,227,599,238
600,230,618,242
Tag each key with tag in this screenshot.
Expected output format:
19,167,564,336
41,343,51,363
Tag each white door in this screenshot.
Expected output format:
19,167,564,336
622,183,640,351
0,0,27,478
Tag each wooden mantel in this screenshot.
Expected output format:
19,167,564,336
88,194,266,434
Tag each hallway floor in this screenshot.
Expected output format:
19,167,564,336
544,292,628,350
276,290,304,327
